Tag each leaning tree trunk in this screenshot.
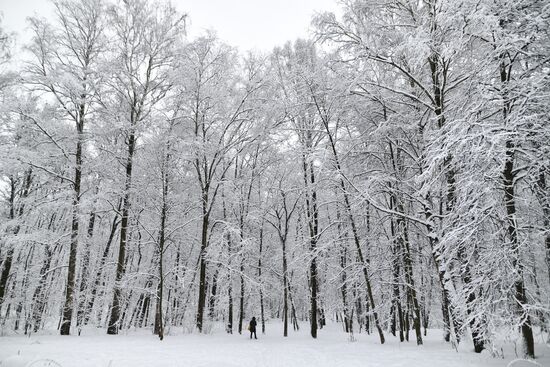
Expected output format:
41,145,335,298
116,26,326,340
15,246,35,332
318,116,385,344
31,244,54,332
0,169,33,307
340,245,350,333
335,206,351,334
85,210,120,325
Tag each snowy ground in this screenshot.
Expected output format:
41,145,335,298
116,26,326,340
1,323,549,367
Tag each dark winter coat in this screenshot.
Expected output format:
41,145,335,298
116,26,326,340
249,318,257,332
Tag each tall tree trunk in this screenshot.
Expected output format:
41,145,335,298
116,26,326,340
195,195,209,333
389,215,405,342
426,11,468,343
463,258,485,353
503,140,534,358
227,280,233,334
340,246,350,333
258,221,265,334
209,265,220,319
335,206,351,334
268,189,298,337
282,232,289,337
77,206,97,335
397,214,423,345
420,258,433,337
302,154,319,339
223,192,233,334
499,55,534,358
386,140,422,345
154,144,172,340
535,169,550,286
154,281,164,340
107,129,136,335
154,161,168,341
423,202,455,343
61,116,84,336
288,281,299,331
238,259,245,334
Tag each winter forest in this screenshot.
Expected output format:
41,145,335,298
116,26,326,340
0,0,549,366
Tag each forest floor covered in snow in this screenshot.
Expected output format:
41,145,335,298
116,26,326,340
1,323,549,367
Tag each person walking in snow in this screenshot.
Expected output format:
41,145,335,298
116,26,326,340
249,317,258,339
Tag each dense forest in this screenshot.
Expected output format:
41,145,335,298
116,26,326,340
0,0,548,360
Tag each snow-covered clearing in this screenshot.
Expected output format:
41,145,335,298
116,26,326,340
1,324,549,367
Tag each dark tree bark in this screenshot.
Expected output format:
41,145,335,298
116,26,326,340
209,265,220,319
60,126,83,336
195,195,209,333
503,140,534,357
389,215,405,342
77,204,97,335
302,153,319,339
282,231,289,337
498,53,534,358
154,156,169,341
288,280,299,331
398,215,423,345
386,140,423,345
534,169,550,287
107,129,136,335
335,206,351,334
258,221,266,334
222,191,233,334
238,259,245,334
154,133,174,340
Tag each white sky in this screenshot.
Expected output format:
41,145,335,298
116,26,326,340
0,0,340,52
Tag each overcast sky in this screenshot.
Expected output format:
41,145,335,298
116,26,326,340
1,0,339,51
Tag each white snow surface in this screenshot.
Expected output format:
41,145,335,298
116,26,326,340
1,324,549,367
